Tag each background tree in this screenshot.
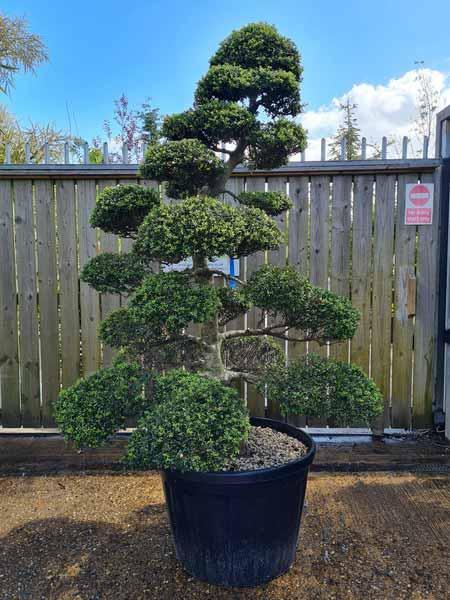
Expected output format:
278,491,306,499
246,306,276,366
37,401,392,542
0,13,79,163
0,13,48,93
0,104,73,163
329,98,360,159
412,61,440,155
101,94,160,162
55,23,382,471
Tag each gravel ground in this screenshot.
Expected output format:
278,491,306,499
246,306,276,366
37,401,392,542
0,472,448,599
225,426,307,471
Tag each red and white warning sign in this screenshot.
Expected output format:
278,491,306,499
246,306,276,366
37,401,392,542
405,183,434,225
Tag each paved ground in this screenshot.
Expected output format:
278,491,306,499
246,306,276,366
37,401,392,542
0,471,448,599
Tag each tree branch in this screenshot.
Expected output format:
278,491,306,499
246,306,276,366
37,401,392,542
208,269,246,286
222,327,325,344
191,267,246,287
221,189,239,201
146,333,204,348
213,146,232,155
223,369,259,384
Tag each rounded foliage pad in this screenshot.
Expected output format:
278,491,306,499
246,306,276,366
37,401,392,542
125,370,250,472
238,190,292,215
248,119,307,169
210,22,302,80
81,252,151,294
54,361,147,448
141,139,225,199
129,271,221,335
90,184,160,237
245,265,359,343
162,100,256,149
134,196,281,263
263,353,383,426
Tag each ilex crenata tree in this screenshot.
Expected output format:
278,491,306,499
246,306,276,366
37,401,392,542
55,24,382,471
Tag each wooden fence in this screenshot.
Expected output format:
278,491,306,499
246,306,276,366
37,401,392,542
0,158,442,430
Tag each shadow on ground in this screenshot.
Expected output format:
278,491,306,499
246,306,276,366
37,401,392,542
0,472,448,599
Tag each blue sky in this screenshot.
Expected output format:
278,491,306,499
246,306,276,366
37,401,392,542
2,0,450,145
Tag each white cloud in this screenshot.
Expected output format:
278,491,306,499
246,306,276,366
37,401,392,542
296,68,450,159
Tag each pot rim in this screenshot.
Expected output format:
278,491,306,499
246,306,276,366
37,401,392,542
162,416,316,485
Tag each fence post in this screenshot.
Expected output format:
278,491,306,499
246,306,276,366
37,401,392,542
435,106,450,159
435,106,450,439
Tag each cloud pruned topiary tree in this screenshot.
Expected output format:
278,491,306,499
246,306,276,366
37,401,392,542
55,23,382,471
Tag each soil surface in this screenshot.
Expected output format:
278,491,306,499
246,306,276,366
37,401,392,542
225,426,307,471
0,471,448,599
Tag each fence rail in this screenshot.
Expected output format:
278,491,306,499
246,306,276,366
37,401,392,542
0,160,441,430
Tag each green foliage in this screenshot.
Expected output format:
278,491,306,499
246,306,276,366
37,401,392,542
223,336,284,375
248,119,306,169
0,13,48,93
88,147,103,164
142,22,305,198
125,370,249,472
329,99,361,160
162,100,256,149
99,307,150,349
129,272,220,334
234,207,282,256
263,354,383,426
138,99,162,146
0,104,72,164
209,22,302,80
54,361,147,448
245,265,359,343
90,184,160,237
134,196,281,263
134,196,243,262
237,190,292,215
81,252,150,294
217,286,251,326
196,23,302,118
100,272,220,351
99,308,203,371
55,23,381,468
140,139,225,198
196,65,301,118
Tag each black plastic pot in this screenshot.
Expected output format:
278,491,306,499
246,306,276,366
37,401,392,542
161,417,316,588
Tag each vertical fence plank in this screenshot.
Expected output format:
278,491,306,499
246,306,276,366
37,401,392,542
0,181,20,426
309,175,331,426
35,180,59,426
413,171,440,428
288,176,309,362
97,179,120,368
287,176,309,426
330,175,352,362
371,175,396,431
245,176,266,418
391,173,418,429
266,176,288,419
267,176,288,269
56,180,80,388
77,180,101,376
310,175,331,356
14,180,40,426
351,175,373,373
